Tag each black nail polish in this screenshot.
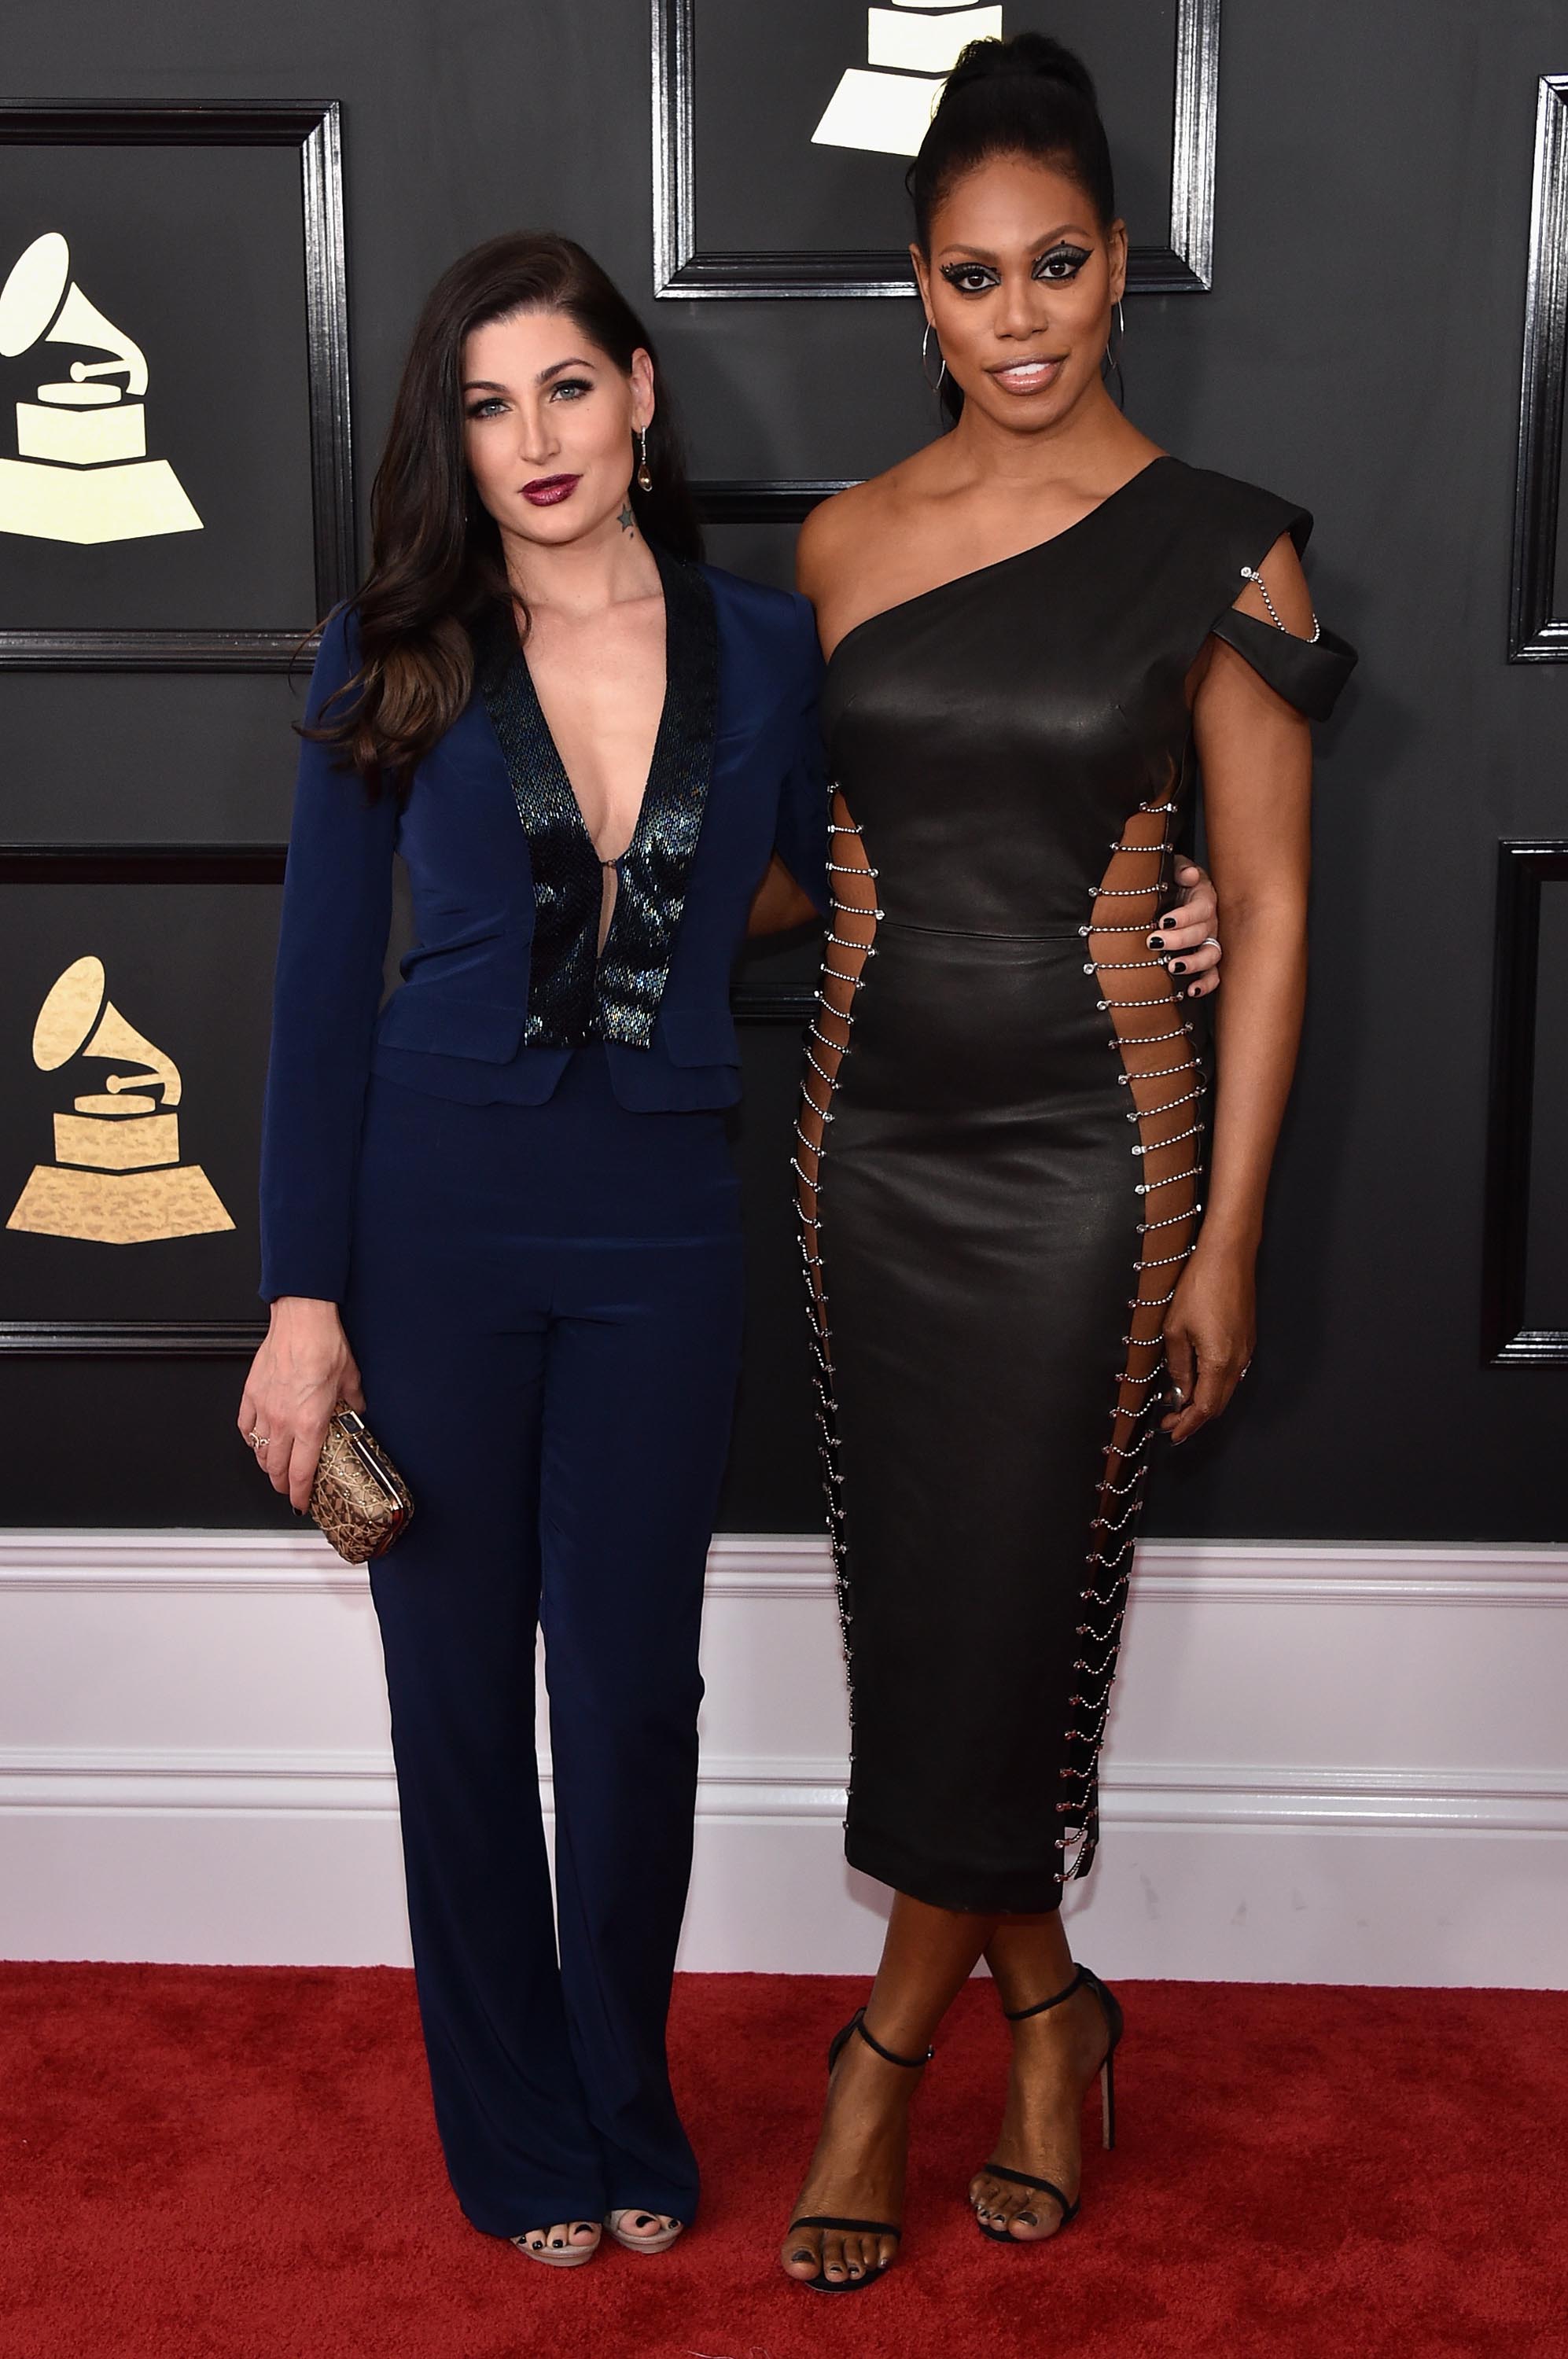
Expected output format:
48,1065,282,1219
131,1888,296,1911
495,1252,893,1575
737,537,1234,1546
1147,934,1165,949
1169,959,1187,973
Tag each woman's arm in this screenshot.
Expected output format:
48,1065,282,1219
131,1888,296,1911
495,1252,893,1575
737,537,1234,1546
1162,533,1315,1442
238,609,395,1508
749,589,831,936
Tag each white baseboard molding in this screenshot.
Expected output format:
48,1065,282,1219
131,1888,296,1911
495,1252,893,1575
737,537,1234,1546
2,1531,1566,1984
4,1528,1567,1604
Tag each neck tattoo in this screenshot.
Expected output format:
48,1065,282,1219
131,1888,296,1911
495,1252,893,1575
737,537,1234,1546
617,503,635,535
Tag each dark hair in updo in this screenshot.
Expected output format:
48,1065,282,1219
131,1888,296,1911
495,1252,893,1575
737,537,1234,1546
907,32,1116,252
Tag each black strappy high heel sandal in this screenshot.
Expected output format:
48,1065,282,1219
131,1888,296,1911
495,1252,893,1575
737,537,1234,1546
786,2008,933,2295
973,1963,1124,2244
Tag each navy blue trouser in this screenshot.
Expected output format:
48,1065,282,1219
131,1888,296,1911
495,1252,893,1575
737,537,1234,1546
342,1051,744,2235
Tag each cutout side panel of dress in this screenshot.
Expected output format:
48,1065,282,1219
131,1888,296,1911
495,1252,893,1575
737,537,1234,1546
1060,756,1205,1881
794,788,883,1732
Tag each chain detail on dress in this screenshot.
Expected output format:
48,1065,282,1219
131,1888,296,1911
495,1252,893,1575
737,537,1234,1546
1055,766,1205,1881
795,788,882,1743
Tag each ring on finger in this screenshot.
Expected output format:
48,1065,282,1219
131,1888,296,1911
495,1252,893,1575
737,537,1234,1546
1202,934,1219,948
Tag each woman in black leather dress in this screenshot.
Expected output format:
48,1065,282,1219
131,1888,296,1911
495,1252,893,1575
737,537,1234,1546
781,36,1355,2291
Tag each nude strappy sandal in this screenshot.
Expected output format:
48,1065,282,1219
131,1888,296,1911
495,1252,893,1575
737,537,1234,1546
604,2209,684,2254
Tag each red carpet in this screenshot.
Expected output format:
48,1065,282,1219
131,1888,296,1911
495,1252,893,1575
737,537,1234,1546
3,1966,1565,2359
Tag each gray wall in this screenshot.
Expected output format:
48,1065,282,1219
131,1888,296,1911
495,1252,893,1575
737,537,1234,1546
2,0,1564,1536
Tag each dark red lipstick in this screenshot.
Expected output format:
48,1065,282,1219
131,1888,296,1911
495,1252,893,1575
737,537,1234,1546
521,473,581,506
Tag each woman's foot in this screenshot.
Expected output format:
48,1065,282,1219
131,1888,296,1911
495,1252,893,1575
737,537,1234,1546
605,2208,684,2254
510,2218,602,2268
970,1977,1111,2241
779,2019,922,2287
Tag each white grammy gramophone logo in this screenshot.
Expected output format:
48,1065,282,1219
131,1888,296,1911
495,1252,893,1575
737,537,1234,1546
815,1,1003,157
6,955,233,1245
0,230,202,544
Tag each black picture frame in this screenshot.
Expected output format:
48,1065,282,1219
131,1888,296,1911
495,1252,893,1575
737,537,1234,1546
0,101,352,672
1510,76,1568,662
1482,840,1568,1364
697,479,849,524
652,0,1221,299
0,843,285,1355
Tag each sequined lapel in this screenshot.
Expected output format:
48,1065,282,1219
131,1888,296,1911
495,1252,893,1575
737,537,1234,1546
598,547,719,1047
475,552,717,1051
475,599,601,1048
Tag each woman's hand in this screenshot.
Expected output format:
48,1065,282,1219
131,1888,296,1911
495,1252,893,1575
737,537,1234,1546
1161,1242,1254,1443
237,1298,365,1511
1154,856,1221,1000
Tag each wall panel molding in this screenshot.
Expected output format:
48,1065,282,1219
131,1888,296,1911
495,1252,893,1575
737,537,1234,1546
6,1528,1566,1603
2,1531,1566,1984
1510,75,1568,660
651,0,1221,299
0,101,353,672
1483,839,1568,1362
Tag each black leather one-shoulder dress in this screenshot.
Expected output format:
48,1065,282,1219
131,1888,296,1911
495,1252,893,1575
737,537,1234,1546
793,455,1356,1913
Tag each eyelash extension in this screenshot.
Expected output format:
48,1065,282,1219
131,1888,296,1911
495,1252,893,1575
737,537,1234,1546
1033,244,1091,281
939,244,1092,296
940,263,999,294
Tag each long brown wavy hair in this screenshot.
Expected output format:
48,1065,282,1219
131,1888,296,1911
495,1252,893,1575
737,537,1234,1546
311,232,705,796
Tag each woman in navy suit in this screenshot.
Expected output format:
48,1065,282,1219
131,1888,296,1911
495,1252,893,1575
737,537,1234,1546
237,233,827,2269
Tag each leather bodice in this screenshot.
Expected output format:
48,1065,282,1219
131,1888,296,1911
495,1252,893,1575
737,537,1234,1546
820,456,1355,939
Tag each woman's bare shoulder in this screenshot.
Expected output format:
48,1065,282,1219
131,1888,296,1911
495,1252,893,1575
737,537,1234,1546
795,449,941,599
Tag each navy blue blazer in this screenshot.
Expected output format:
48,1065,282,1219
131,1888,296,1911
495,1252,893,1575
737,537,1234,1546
259,552,829,1304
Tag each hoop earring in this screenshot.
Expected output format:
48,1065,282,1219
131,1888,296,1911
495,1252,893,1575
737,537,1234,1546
920,319,947,396
1102,299,1127,410
635,426,653,495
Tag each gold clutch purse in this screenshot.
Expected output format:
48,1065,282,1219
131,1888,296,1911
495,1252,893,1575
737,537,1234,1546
308,1404,414,1563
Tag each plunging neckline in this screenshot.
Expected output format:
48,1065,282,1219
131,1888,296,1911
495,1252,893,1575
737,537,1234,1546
517,584,670,882
823,453,1177,669
473,546,720,1053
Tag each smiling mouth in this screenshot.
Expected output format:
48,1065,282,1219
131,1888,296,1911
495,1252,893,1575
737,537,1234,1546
521,474,581,505
989,356,1066,391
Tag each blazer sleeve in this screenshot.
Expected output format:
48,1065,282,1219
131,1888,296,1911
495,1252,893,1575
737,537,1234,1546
258,607,396,1305
771,591,831,918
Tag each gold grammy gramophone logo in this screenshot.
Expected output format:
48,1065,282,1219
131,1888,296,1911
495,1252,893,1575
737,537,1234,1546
6,956,233,1244
814,1,1003,157
0,230,202,544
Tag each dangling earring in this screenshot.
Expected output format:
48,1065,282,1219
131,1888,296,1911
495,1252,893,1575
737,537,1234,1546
635,426,653,494
920,320,947,396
